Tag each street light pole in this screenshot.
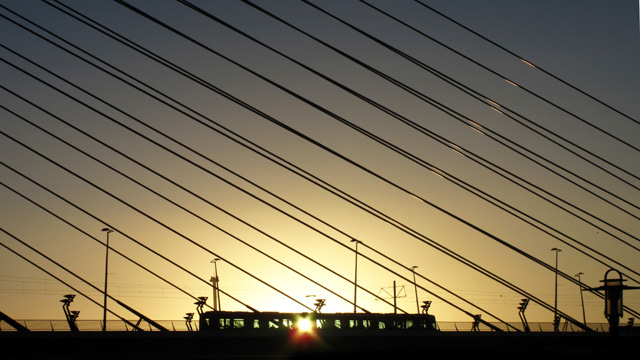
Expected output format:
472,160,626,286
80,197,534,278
101,228,114,332
411,266,419,314
351,239,362,313
551,247,561,332
575,272,586,326
211,258,220,311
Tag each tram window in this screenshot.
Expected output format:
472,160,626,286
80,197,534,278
406,320,413,329
233,319,244,329
267,319,291,329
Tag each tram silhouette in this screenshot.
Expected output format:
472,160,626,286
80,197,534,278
199,310,438,333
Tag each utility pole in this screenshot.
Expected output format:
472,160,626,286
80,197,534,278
551,247,561,332
351,239,362,313
575,272,586,326
211,258,220,311
102,228,114,332
411,266,419,313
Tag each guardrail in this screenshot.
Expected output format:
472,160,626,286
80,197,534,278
0,319,611,332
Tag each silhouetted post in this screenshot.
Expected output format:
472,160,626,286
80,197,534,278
102,227,114,332
351,239,362,313
184,312,194,331
518,298,530,332
393,281,397,314
551,247,561,331
211,258,220,311
575,272,586,326
60,294,79,331
411,266,419,313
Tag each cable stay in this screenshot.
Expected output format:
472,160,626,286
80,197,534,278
44,0,640,247
111,1,640,254
1,1,638,328
0,229,162,331
85,1,640,316
412,0,640,131
0,179,216,313
0,137,514,329
0,4,560,326
0,161,259,314
166,2,640,269
0,2,535,322
359,0,640,187
3,0,636,324
232,1,640,243
0,53,529,322
0,31,410,313
0,97,384,315
78,0,639,284
200,0,640,202
0,129,314,313
115,0,640,289
294,0,640,228
0,310,29,332
0,7,428,315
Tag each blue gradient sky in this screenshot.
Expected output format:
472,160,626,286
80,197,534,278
0,0,639,326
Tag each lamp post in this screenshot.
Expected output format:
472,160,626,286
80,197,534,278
351,239,362,313
210,258,220,311
551,247,561,332
411,266,419,313
101,227,114,332
575,272,586,326
592,269,640,335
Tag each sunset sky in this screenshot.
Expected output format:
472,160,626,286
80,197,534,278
1,0,639,327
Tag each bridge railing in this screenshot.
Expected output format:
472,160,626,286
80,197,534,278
0,319,190,332
436,321,609,332
1,319,610,332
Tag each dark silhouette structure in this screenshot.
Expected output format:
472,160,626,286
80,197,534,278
60,294,80,332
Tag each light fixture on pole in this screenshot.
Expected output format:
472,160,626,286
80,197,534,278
411,266,419,314
351,239,362,313
210,258,221,311
592,269,640,335
551,247,561,332
575,272,586,326
101,227,114,332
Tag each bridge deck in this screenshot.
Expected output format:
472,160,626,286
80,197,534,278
1,330,637,358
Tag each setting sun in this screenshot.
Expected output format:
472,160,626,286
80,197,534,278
296,317,313,333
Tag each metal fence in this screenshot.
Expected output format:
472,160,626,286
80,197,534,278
435,321,609,332
0,319,191,332
0,319,609,332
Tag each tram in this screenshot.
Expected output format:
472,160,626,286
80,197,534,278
199,310,438,333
